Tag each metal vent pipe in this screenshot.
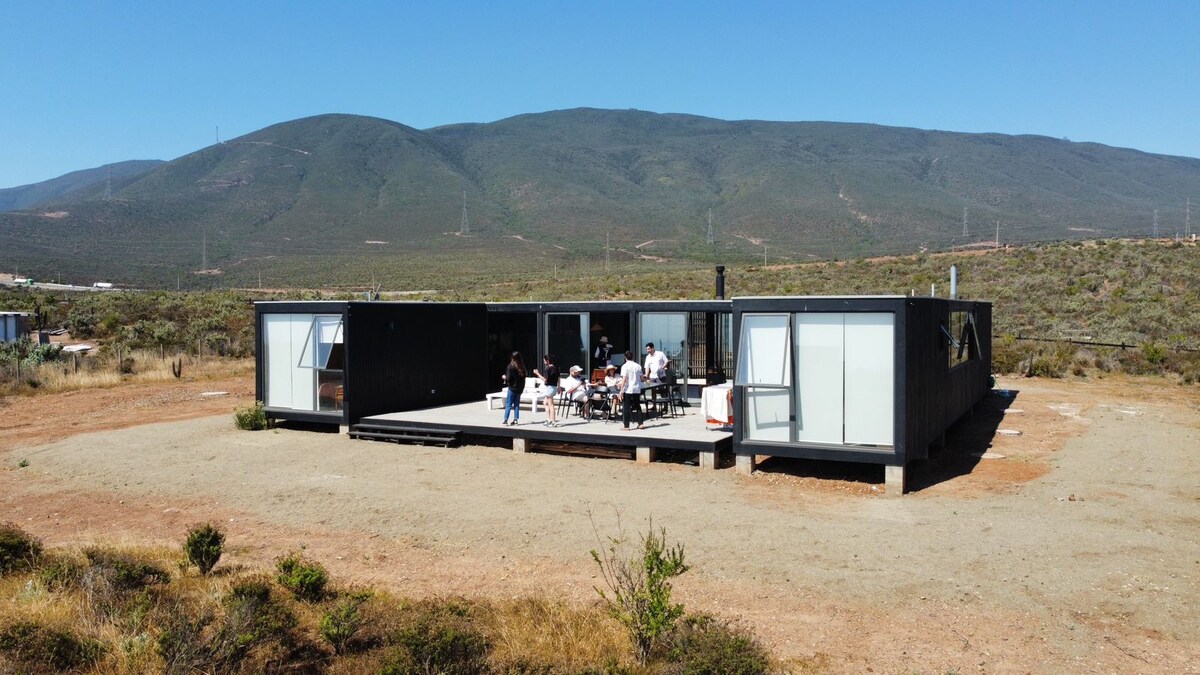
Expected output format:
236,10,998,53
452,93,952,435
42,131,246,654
715,266,726,299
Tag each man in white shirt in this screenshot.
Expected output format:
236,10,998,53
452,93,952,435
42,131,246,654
618,350,645,430
560,365,593,420
643,342,669,383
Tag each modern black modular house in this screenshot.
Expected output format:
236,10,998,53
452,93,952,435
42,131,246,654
255,295,990,493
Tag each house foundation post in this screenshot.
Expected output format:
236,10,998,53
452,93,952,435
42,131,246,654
885,464,906,496
636,446,656,464
699,450,717,470
735,453,755,475
512,437,528,454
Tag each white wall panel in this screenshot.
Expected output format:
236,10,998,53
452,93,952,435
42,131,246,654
793,314,845,444
744,387,791,442
263,314,294,409
843,313,894,446
263,313,318,411
289,317,315,410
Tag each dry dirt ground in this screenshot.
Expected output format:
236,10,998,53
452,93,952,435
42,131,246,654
2,374,1198,673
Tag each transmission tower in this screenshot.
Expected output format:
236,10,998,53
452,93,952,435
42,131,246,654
1153,209,1159,238
103,166,112,201
707,208,714,245
202,233,207,270
1186,198,1191,237
962,207,968,238
460,191,469,235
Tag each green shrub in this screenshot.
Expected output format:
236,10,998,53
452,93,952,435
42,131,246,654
1141,341,1167,365
184,523,225,575
37,553,84,590
276,552,328,602
665,614,773,675
208,578,298,669
234,401,269,431
382,599,490,675
83,547,171,591
591,521,689,664
319,593,370,655
0,522,43,575
0,620,104,671
1026,344,1075,378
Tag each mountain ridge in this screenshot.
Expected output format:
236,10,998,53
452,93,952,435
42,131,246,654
1,109,1197,288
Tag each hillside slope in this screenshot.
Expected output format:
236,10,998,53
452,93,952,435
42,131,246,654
0,160,163,211
1,109,1197,288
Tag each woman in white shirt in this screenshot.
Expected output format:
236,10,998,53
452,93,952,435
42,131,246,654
617,350,644,430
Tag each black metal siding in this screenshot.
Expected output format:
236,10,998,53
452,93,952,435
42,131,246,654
903,299,993,460
344,302,489,424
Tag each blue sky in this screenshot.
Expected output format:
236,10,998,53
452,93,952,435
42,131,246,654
2,1,1198,188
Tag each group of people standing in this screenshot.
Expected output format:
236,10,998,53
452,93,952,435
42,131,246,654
500,340,671,431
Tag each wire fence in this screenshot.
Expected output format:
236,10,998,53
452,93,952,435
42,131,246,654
997,334,1199,353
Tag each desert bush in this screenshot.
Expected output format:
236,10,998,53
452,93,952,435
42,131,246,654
664,614,773,675
990,335,1024,374
320,593,370,655
0,522,42,575
213,578,299,666
382,598,490,675
156,601,216,675
36,552,84,590
276,552,328,601
0,620,104,671
1141,341,1167,365
591,520,690,664
184,523,225,575
1026,343,1076,378
82,547,171,591
234,400,269,431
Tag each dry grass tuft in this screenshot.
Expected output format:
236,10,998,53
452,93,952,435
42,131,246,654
3,351,253,396
481,596,631,671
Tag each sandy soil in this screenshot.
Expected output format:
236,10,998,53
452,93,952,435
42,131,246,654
2,374,1199,672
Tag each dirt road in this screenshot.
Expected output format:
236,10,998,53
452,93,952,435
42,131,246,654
2,375,1198,672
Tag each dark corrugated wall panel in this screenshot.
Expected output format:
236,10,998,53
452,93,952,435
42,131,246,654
345,302,489,424
902,299,993,461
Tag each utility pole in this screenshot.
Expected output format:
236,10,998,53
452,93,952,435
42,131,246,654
103,166,112,201
258,271,262,289
605,231,610,273
202,233,207,270
995,221,1000,248
763,245,768,266
1186,198,1191,238
707,208,714,245
459,191,469,235
1153,209,1159,238
962,207,969,238
216,125,220,144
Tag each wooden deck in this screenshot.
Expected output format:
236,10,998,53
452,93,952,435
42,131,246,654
357,400,733,469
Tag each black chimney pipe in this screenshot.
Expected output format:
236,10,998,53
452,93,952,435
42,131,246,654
715,265,726,299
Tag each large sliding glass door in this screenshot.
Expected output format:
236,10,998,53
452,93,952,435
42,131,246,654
546,313,589,372
638,312,688,377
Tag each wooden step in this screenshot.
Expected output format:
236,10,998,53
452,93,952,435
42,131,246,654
349,424,461,447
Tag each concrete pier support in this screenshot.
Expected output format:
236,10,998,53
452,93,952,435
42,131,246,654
339,424,350,435
636,446,656,464
699,450,718,470
735,453,755,475
512,437,528,454
884,464,906,495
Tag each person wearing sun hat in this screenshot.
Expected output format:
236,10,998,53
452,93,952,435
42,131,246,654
594,336,615,368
